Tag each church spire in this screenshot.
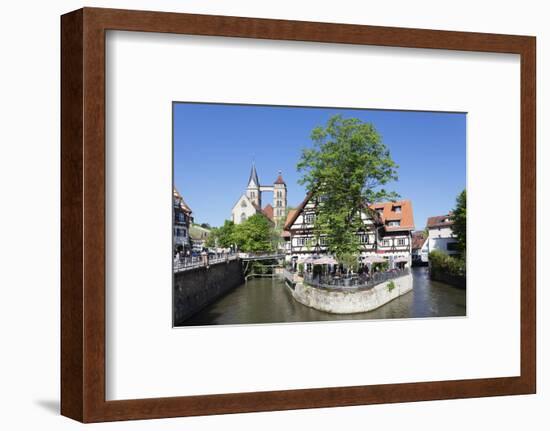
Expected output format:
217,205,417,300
247,162,260,188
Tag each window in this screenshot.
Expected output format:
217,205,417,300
387,220,401,227
319,236,328,246
397,238,405,246
277,190,282,198
447,242,458,251
241,200,247,207
359,234,369,244
296,237,306,246
305,213,315,224
392,205,402,213
276,200,282,207
240,212,246,223
382,239,390,247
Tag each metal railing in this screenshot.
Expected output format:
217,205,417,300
303,267,410,291
239,252,286,261
173,253,238,272
283,269,296,280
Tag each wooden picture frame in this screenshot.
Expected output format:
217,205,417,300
61,7,536,423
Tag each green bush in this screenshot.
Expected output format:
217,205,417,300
429,250,466,277
387,280,396,292
373,262,389,272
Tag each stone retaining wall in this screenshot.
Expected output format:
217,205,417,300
173,260,244,326
430,270,466,289
289,273,413,314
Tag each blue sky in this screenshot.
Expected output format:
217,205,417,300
174,103,466,229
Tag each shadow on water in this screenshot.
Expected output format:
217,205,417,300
182,266,466,327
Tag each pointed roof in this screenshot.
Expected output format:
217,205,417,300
247,162,260,188
284,192,414,232
274,170,286,185
173,187,192,213
411,231,427,250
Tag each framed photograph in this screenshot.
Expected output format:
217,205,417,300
61,7,536,422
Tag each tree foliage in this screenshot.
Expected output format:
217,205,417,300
450,189,466,256
297,115,399,261
429,250,465,277
232,214,274,252
206,220,235,249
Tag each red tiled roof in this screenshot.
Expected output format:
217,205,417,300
262,204,274,221
369,200,415,231
427,214,454,229
284,193,415,232
411,231,427,250
173,187,192,214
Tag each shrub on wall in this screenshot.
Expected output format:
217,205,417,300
429,250,466,277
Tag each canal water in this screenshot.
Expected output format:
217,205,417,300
183,266,466,326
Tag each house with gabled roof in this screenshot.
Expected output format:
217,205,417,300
173,188,193,254
283,193,415,267
411,231,429,265
426,213,459,256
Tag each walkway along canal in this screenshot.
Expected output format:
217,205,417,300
180,266,466,326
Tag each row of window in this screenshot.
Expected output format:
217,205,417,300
293,236,408,247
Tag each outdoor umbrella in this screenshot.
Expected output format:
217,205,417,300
364,256,387,264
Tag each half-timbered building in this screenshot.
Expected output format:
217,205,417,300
173,188,193,254
283,194,415,267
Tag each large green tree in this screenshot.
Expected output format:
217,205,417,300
232,214,274,252
297,115,399,261
206,219,235,249
451,189,466,256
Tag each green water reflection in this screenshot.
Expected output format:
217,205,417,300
182,266,466,326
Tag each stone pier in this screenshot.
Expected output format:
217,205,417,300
287,273,413,314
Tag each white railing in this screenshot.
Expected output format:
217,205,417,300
173,253,238,272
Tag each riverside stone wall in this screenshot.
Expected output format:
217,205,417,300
173,260,244,326
289,273,413,314
430,269,466,289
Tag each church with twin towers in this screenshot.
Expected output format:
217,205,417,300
231,163,287,227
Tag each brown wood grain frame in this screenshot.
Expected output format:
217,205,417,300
61,7,536,423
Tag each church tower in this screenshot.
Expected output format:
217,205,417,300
273,171,287,226
246,162,261,208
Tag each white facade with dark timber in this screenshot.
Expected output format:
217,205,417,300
173,188,193,253
283,194,415,266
